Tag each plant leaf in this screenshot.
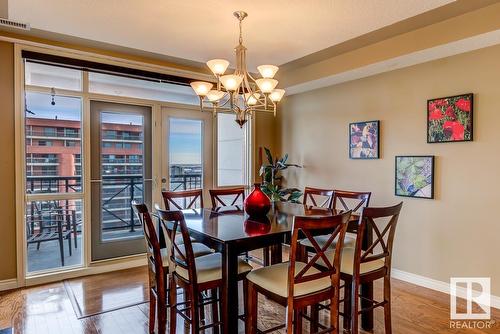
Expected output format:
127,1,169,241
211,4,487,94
264,147,273,165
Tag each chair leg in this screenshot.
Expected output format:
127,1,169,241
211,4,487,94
293,308,302,334
350,279,360,334
158,293,167,334
310,304,319,333
330,285,340,334
199,292,205,326
210,288,219,334
343,278,352,333
149,290,156,334
169,277,177,334
383,276,392,334
190,289,200,334
68,233,72,256
245,280,258,334
57,224,65,267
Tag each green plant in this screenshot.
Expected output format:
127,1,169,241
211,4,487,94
259,148,302,203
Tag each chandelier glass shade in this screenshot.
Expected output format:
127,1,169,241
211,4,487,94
190,11,285,127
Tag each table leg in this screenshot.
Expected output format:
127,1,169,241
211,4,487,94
270,243,283,264
221,244,239,334
360,281,374,331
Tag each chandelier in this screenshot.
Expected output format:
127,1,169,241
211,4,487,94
190,11,285,127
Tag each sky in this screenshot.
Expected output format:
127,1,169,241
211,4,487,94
26,92,202,165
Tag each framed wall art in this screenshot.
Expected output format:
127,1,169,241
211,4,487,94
395,155,434,199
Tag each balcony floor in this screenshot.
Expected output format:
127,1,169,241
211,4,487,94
27,229,144,273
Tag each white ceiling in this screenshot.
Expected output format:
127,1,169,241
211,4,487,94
9,0,454,70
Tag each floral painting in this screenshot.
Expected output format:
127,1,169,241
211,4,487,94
427,93,473,143
349,120,379,159
395,156,434,199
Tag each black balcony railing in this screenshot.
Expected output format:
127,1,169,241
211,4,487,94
170,174,202,191
26,172,203,233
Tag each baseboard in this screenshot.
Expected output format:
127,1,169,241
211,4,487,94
392,268,500,310
0,279,18,292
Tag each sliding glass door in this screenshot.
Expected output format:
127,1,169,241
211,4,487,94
90,101,152,261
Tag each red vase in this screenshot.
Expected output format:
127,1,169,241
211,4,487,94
244,183,271,218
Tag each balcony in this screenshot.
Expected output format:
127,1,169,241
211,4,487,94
25,172,202,272
102,134,142,141
26,129,80,139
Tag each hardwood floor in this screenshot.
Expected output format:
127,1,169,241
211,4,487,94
0,266,498,333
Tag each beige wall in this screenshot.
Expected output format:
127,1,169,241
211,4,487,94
0,40,17,280
278,44,500,295
254,112,277,181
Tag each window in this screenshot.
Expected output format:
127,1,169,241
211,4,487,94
217,113,250,186
25,92,82,194
89,72,198,105
38,140,53,147
25,62,82,91
43,127,56,136
103,142,113,148
65,141,77,147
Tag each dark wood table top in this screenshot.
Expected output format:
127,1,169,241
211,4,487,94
182,202,358,244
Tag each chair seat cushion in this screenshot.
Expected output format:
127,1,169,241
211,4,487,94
246,261,332,298
299,232,356,249
175,253,253,284
174,233,195,244
161,242,213,267
317,247,385,276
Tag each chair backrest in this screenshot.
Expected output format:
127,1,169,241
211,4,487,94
131,201,165,289
156,209,198,284
352,202,403,276
288,211,351,298
162,189,204,210
209,187,246,208
332,190,371,213
303,187,334,208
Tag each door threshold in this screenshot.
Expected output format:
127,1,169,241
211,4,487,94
24,254,146,287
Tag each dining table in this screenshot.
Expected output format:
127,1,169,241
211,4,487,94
180,201,374,333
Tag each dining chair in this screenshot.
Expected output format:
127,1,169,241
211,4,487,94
300,190,372,253
131,201,168,334
209,187,245,208
303,186,334,208
318,202,403,334
162,189,204,210
209,186,266,265
158,209,253,334
245,211,351,334
332,189,371,214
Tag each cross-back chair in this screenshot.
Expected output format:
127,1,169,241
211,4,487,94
245,211,351,334
341,202,403,334
158,209,252,334
131,201,167,334
162,189,204,210
332,190,371,213
300,190,372,254
209,187,245,208
303,187,335,208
